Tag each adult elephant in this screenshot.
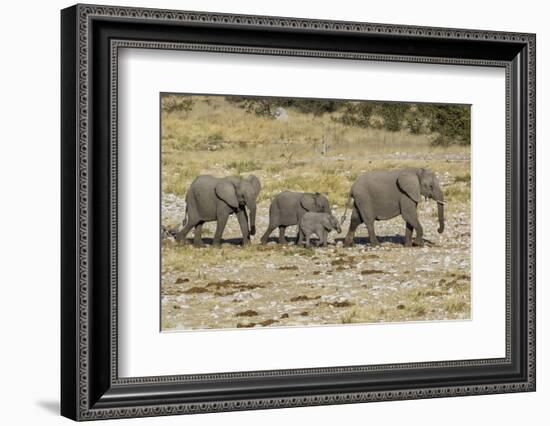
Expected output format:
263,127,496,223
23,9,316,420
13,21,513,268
260,191,331,244
175,175,261,246
342,168,445,247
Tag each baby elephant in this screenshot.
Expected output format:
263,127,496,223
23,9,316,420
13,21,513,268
298,212,342,247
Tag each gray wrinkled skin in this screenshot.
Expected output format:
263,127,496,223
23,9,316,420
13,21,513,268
175,174,261,246
298,212,342,248
260,191,331,244
343,168,445,247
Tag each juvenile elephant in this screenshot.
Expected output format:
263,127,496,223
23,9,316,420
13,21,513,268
298,212,342,247
260,191,331,244
342,168,445,247
175,174,261,247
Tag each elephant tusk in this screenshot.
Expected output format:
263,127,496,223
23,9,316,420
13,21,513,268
437,200,446,205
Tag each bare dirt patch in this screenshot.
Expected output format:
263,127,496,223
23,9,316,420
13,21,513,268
161,178,471,331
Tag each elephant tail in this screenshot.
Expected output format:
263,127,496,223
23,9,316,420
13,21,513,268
340,192,353,225
181,205,189,229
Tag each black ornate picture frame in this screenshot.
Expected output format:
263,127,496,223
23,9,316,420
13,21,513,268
61,4,536,421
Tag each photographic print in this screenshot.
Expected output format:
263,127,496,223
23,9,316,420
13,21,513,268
61,6,535,418
160,94,471,331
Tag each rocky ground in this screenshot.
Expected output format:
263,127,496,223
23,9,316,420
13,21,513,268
161,182,471,331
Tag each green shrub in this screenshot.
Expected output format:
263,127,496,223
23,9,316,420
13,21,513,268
454,173,471,183
227,96,340,117
207,132,224,143
418,104,471,146
336,102,408,132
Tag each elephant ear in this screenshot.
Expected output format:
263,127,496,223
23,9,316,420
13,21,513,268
397,170,421,203
215,181,239,209
300,193,317,211
246,175,261,197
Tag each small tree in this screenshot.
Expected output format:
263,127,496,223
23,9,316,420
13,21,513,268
338,102,375,127
418,104,471,146
377,103,409,132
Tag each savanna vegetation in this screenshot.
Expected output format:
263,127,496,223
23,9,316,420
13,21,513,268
160,94,471,331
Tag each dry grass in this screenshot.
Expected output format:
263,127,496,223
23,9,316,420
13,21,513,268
162,95,469,207
337,271,470,324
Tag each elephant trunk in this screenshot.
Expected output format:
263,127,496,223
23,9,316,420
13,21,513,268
248,203,257,236
434,186,445,233
437,202,445,233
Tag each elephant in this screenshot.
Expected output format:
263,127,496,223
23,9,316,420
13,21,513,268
342,168,445,247
260,191,331,244
298,212,342,247
175,174,261,247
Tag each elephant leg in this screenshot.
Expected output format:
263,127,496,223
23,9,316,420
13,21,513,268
404,222,414,247
402,210,423,246
175,221,194,244
365,220,379,246
305,234,311,248
278,226,288,244
213,210,230,246
343,206,361,247
320,229,328,247
352,196,378,246
193,222,205,247
260,221,277,245
236,210,250,245
297,228,304,245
